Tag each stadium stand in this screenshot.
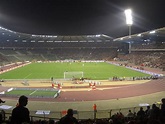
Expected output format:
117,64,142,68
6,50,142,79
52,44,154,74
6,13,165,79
0,26,164,123
0,26,126,64
0,100,165,124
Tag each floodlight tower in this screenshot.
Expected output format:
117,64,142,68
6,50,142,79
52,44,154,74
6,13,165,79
124,9,133,37
124,9,133,54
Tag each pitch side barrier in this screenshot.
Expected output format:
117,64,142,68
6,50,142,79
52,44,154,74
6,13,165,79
0,79,66,84
1,78,71,82
108,76,161,81
2,103,162,121
108,62,164,80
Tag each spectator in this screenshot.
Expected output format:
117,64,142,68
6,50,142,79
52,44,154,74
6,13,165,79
49,119,54,124
59,109,79,124
10,95,30,124
148,104,160,121
145,106,151,118
160,98,165,123
126,110,134,118
125,110,134,122
0,110,5,123
137,107,145,120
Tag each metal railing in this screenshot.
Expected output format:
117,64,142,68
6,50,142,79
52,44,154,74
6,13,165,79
2,104,161,121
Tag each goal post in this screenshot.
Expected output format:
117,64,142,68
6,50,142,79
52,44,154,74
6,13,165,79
64,72,84,80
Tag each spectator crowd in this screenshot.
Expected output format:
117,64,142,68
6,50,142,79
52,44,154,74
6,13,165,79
0,96,165,124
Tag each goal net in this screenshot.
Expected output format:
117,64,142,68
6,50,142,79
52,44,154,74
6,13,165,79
64,72,84,80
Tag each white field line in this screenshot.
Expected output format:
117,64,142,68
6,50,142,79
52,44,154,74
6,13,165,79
29,89,37,96
24,73,32,79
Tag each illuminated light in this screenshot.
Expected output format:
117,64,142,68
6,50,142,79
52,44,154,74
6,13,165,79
149,30,156,34
137,34,142,36
88,40,94,42
38,41,44,42
47,41,53,42
96,40,102,42
124,9,133,25
120,38,123,40
31,34,57,38
0,26,15,33
71,41,78,42
96,34,101,37
87,34,101,38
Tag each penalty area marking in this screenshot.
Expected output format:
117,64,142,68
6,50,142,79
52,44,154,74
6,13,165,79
29,89,37,95
24,73,32,79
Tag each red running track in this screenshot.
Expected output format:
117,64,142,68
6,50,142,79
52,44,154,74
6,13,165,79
54,79,165,102
0,79,164,102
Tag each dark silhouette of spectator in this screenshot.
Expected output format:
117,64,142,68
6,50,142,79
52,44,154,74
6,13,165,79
126,110,134,118
126,110,134,122
49,119,54,124
0,99,5,104
145,106,151,118
160,98,165,123
10,95,30,124
0,110,5,123
59,109,79,124
137,107,145,121
148,104,160,122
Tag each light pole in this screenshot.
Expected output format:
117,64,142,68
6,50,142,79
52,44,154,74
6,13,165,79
124,9,133,53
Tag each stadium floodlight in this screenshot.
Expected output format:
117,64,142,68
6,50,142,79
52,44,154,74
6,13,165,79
137,34,142,37
149,30,156,34
124,9,133,37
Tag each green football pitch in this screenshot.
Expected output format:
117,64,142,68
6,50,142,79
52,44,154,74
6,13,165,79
5,88,58,98
0,62,150,80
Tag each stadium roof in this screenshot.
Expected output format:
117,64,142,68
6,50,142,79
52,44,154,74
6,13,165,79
0,26,164,44
0,26,113,43
114,27,165,44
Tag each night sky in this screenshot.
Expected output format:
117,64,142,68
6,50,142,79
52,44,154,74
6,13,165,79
0,0,164,37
